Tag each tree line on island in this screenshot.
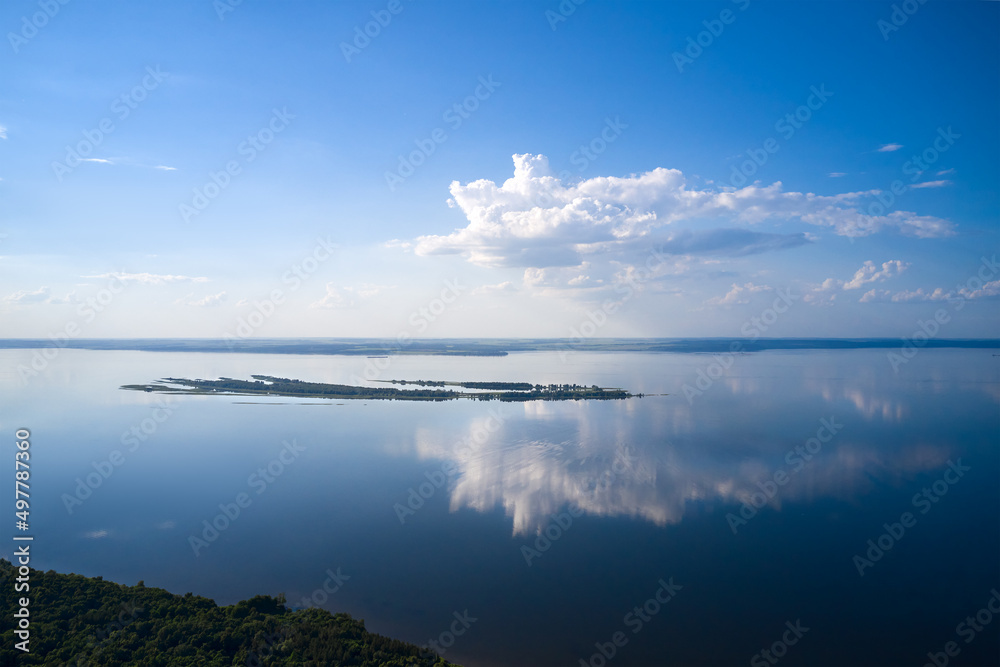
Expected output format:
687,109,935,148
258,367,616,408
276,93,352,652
121,375,640,402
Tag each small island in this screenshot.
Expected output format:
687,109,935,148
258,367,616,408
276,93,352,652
121,375,640,402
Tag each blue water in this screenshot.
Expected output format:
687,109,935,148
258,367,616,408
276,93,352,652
1,348,997,666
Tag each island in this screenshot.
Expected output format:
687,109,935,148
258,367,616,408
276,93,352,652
121,375,640,402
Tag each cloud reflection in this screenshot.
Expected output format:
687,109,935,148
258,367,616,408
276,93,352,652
408,372,970,535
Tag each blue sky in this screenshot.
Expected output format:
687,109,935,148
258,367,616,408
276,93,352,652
1,0,997,338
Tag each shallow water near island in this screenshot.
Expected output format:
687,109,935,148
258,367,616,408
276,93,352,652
2,347,998,666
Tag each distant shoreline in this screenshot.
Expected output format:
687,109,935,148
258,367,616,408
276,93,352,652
0,337,998,356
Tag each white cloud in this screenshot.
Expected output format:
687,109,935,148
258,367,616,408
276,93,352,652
154,165,177,171
84,272,209,284
311,284,353,309
412,154,953,270
910,180,952,189
842,260,908,289
355,283,390,298
0,125,7,140
806,260,909,304
936,168,955,176
309,283,389,309
706,282,772,306
877,143,903,152
3,286,78,306
46,290,77,305
3,286,50,304
828,172,847,178
522,263,604,290
80,157,113,164
471,281,516,295
183,291,226,307
960,280,1000,300
858,280,999,304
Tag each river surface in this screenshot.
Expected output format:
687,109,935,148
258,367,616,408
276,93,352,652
1,347,998,666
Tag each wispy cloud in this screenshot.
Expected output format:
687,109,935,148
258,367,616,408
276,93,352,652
706,282,772,306
309,283,389,309
45,290,77,305
877,143,903,152
154,165,177,171
936,168,955,176
3,287,81,305
80,157,113,164
0,125,7,140
828,172,846,178
179,291,226,307
910,180,952,189
657,229,811,257
471,281,517,296
310,284,354,309
84,272,209,284
3,286,51,304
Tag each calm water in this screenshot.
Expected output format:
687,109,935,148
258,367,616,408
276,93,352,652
1,348,998,666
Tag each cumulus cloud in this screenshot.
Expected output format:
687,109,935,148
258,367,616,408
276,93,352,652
859,288,943,303
706,282,773,306
861,280,1000,303
412,154,952,270
842,260,909,289
960,279,1000,300
877,143,903,152
805,260,908,305
84,272,209,284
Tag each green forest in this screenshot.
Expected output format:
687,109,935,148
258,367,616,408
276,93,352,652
0,560,455,666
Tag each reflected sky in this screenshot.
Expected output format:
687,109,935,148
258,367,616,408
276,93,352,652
402,349,995,536
1,347,997,666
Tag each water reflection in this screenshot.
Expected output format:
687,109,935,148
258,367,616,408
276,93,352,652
407,354,991,535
